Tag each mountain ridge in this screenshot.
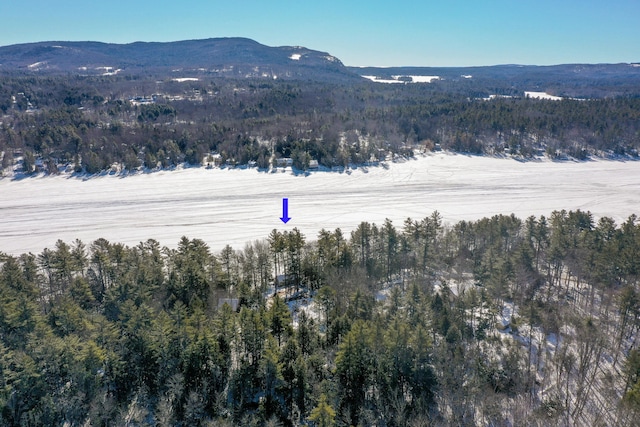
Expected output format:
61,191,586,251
0,37,359,82
1,37,639,92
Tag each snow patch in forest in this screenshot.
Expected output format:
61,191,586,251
405,75,440,83
103,69,122,76
481,94,515,100
362,75,440,84
445,270,474,296
289,54,302,61
525,91,564,101
376,288,391,302
172,77,199,82
361,75,403,84
265,286,322,329
28,61,46,69
289,297,322,329
498,302,516,329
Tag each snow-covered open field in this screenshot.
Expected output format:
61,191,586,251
1,153,638,255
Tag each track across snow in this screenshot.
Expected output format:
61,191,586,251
1,153,638,255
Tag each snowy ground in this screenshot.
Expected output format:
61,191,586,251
1,153,638,255
524,91,564,100
361,75,439,84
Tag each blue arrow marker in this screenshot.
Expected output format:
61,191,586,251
280,198,291,224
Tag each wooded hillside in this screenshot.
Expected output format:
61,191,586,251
2,75,640,176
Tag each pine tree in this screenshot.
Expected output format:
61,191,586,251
309,394,336,427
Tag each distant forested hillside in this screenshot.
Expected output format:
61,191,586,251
1,74,639,176
1,210,639,425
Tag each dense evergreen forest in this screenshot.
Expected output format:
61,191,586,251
1,210,639,426
1,74,640,176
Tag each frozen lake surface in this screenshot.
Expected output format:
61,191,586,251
1,153,638,255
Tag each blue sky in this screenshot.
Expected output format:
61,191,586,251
1,0,639,66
